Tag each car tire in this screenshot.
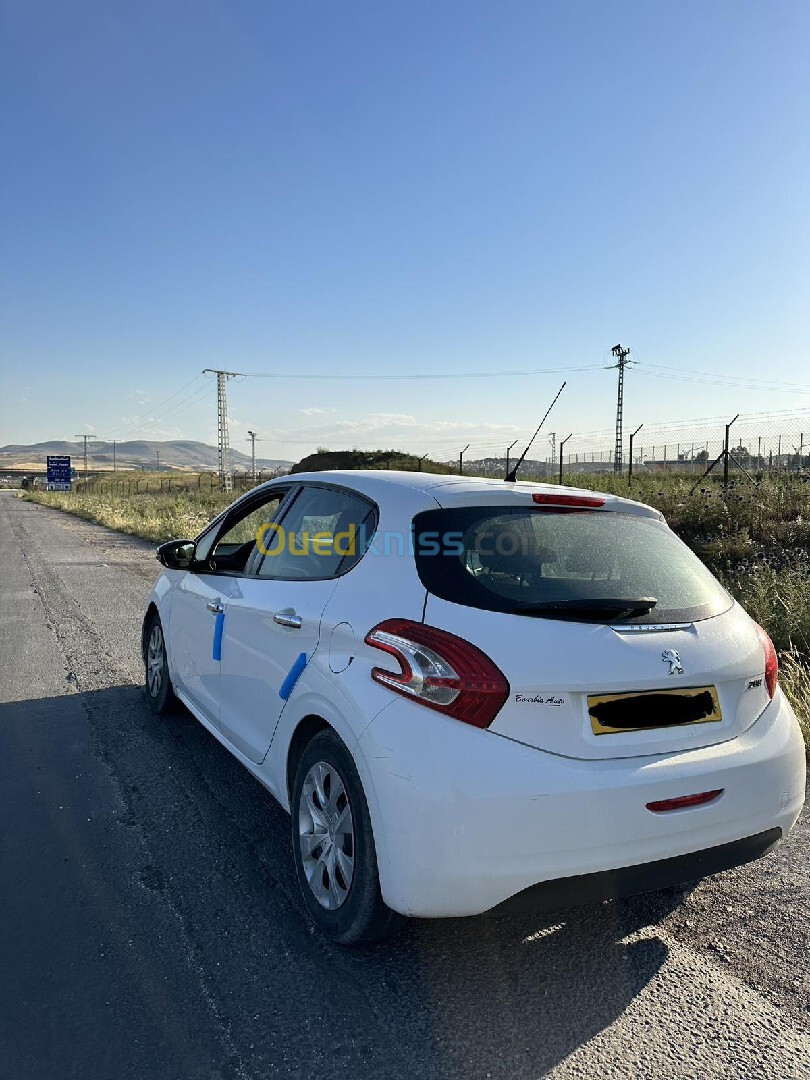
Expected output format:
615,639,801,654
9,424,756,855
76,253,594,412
291,729,403,946
144,613,175,715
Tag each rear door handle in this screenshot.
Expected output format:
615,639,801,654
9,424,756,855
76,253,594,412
273,611,302,629
206,601,224,614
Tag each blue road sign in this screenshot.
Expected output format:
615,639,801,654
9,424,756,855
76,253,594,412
46,455,72,490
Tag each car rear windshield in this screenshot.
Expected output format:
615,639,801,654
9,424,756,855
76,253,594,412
412,507,732,624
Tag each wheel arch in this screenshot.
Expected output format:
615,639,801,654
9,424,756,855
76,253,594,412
141,602,160,663
285,714,331,804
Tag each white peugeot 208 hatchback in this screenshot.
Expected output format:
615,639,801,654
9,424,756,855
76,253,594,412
142,471,806,944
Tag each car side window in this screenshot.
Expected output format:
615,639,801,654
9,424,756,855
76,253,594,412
195,490,289,575
256,485,376,580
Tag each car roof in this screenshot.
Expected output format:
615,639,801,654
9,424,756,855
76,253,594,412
274,470,662,518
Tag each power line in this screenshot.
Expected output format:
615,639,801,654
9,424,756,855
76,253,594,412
240,364,603,381
111,373,208,438
110,384,216,443
638,365,810,394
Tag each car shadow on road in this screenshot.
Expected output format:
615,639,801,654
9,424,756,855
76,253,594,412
6,683,682,1080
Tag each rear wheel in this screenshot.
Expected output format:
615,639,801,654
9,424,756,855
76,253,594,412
291,729,403,946
144,615,175,715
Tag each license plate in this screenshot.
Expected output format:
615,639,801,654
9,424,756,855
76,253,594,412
587,686,722,736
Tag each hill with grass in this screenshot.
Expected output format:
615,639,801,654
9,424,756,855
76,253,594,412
290,449,455,475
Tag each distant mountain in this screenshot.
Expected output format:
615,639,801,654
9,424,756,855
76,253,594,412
0,439,291,472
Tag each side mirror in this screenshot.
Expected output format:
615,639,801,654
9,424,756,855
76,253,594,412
157,539,196,570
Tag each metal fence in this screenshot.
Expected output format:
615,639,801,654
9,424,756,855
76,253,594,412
440,411,810,482
73,468,285,496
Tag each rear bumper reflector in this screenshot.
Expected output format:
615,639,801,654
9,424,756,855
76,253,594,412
646,789,724,813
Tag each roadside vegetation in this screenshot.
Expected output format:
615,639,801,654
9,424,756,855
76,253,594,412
22,487,234,543
22,461,810,741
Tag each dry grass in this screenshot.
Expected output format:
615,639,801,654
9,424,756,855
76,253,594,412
22,489,235,544
780,652,810,742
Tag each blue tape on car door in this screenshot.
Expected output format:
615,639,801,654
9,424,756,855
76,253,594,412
279,652,308,700
212,611,225,661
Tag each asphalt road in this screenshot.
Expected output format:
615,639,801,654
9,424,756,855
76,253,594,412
1,489,809,1080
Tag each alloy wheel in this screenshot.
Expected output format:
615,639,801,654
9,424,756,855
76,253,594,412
298,761,355,910
147,624,164,698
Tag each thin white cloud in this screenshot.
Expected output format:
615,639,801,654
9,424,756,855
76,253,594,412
300,406,338,416
274,412,520,450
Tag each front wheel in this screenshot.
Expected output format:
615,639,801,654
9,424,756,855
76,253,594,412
291,729,403,946
144,615,175,715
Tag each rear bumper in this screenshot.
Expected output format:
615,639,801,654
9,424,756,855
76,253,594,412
491,827,782,914
356,688,805,918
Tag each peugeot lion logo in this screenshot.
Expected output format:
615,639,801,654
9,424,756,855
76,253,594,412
662,649,684,676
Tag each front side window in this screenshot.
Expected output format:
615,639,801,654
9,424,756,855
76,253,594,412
413,507,732,624
195,490,288,574
256,485,376,580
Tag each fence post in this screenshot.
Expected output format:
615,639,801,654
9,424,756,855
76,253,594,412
723,415,739,490
628,425,643,484
559,434,572,484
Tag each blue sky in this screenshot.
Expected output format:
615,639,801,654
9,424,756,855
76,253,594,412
1,1,808,463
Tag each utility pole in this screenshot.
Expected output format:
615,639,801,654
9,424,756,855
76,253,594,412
112,440,117,473
549,432,556,477
156,449,160,472
628,424,643,484
459,444,470,476
203,369,244,492
246,430,261,483
608,344,633,475
75,434,98,484
505,440,518,480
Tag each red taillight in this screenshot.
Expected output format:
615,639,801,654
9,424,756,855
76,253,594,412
646,790,723,813
755,624,779,699
364,618,510,729
531,493,606,508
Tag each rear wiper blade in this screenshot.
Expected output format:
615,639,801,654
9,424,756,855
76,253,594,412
513,597,658,620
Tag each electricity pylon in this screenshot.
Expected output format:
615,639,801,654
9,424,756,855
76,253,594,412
202,369,243,491
608,345,633,475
